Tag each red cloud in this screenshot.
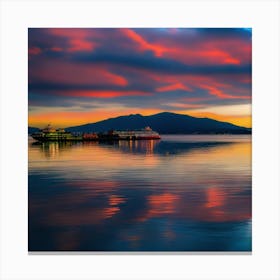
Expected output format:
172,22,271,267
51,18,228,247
156,82,192,92
140,33,250,65
50,47,63,52
122,29,165,57
29,58,128,87
161,46,241,65
47,28,96,52
199,84,250,99
67,38,95,52
28,46,42,55
116,66,250,101
155,74,251,100
56,90,151,98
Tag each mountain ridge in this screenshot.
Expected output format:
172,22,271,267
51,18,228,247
65,112,251,134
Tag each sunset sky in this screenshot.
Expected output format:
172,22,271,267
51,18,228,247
28,28,252,128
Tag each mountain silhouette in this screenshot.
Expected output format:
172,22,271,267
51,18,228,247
66,112,251,134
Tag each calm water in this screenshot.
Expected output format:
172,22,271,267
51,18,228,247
28,135,252,251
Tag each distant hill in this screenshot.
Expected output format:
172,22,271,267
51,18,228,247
28,126,40,134
66,112,251,134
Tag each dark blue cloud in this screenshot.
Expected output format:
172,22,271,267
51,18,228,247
72,51,251,75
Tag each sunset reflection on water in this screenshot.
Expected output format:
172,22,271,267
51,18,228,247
28,135,251,251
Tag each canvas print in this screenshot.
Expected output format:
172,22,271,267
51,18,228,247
28,28,252,251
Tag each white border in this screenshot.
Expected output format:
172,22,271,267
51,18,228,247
1,0,279,279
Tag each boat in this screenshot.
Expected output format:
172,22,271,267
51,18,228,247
31,124,97,142
108,126,161,140
31,124,160,142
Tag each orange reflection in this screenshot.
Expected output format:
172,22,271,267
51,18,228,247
117,139,159,155
104,206,120,219
109,195,126,206
205,187,225,208
148,193,179,215
134,193,181,223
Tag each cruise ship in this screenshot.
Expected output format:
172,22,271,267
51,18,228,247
109,126,161,140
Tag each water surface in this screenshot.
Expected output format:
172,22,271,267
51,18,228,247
28,135,252,251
